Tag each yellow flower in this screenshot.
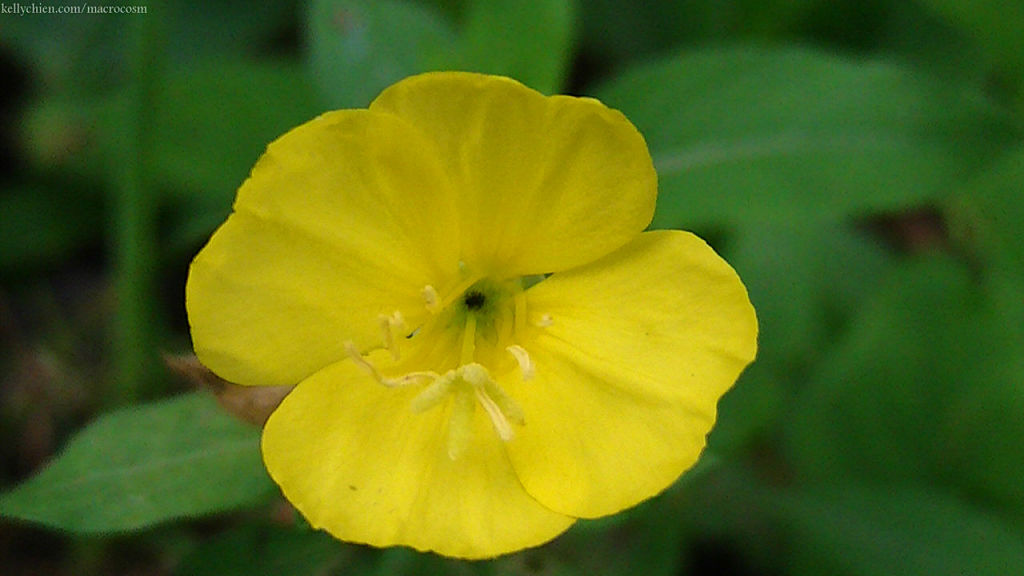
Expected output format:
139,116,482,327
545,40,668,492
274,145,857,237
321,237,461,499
186,72,757,559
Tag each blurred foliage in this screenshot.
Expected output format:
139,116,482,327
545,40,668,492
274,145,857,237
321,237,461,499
2,0,1024,575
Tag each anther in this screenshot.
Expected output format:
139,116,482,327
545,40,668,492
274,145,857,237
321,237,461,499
506,345,535,381
422,285,440,313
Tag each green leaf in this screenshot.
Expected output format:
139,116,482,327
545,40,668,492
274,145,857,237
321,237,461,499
0,392,273,533
306,0,457,108
460,0,577,93
776,483,1024,576
593,46,1021,228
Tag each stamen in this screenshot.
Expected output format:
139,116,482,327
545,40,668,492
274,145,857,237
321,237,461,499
506,344,535,381
378,311,405,360
535,314,554,327
479,375,525,426
422,285,440,313
474,387,514,441
344,341,435,388
461,363,524,438
345,341,381,379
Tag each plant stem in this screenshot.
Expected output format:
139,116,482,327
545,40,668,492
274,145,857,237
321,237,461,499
111,4,162,404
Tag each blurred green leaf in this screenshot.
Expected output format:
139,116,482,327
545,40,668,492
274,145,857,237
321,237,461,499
878,2,987,82
594,46,1020,229
175,524,345,576
729,220,896,375
145,59,321,253
306,0,575,104
460,0,576,93
784,253,1024,522
0,184,102,273
0,392,272,533
776,483,1024,576
784,255,977,483
577,0,692,65
942,354,1024,528
306,0,456,108
951,145,1024,284
943,147,1024,519
916,0,1024,71
710,221,895,453
707,365,783,455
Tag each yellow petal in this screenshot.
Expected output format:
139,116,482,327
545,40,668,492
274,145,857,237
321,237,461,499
261,357,575,559
370,71,657,276
187,109,459,386
506,230,757,518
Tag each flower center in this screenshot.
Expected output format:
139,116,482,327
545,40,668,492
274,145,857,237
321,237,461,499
344,275,539,459
462,290,486,311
